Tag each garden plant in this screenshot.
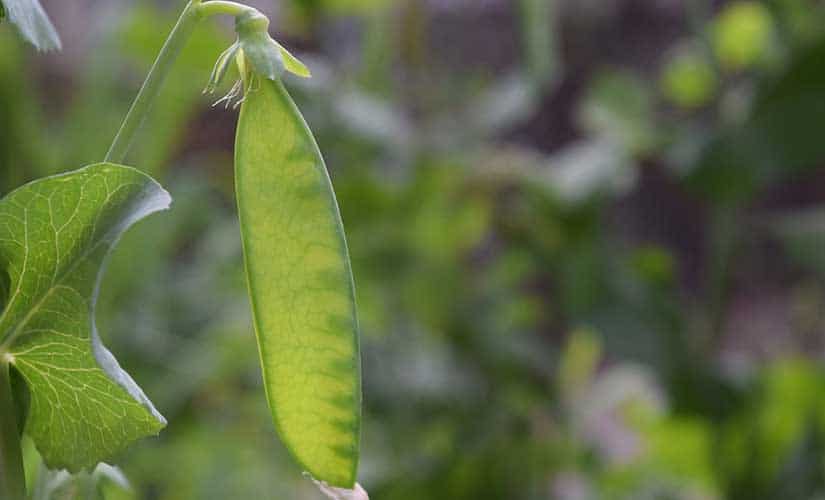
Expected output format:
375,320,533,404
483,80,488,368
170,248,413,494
0,1,364,498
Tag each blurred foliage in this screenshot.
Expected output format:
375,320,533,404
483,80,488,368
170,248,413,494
5,0,825,498
712,2,775,71
660,42,718,109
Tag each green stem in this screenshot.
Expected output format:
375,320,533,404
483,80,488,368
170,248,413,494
0,360,25,500
105,0,265,163
105,0,206,163
706,205,739,350
198,1,255,18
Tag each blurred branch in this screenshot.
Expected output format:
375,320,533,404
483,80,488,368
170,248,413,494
705,204,741,350
519,0,559,90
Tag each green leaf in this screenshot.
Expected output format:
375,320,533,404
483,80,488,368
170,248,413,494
235,77,361,487
0,163,169,471
0,0,61,51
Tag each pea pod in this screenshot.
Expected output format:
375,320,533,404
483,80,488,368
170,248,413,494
234,77,361,488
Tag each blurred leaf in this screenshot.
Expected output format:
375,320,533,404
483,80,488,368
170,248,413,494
0,164,168,471
769,423,825,500
635,418,716,494
558,328,601,403
769,207,825,276
757,361,825,478
629,246,676,288
578,71,658,155
661,43,717,109
772,0,825,45
713,2,774,71
333,90,412,150
469,75,539,136
540,139,636,206
0,0,59,51
717,360,825,497
0,29,52,188
688,37,825,201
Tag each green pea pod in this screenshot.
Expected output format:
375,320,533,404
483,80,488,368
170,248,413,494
234,77,361,488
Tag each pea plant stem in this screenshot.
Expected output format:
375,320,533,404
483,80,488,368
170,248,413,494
198,1,255,18
0,360,25,500
105,0,205,163
105,0,265,164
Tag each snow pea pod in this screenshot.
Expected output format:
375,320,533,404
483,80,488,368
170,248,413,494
234,76,361,488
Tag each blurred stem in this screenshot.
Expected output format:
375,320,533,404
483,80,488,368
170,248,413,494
0,360,25,500
706,205,739,349
518,0,558,89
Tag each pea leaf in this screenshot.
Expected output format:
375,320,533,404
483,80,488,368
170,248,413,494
235,78,361,487
0,163,169,471
0,0,61,51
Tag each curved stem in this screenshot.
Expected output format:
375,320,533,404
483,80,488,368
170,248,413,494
105,0,265,164
0,360,25,500
198,1,256,18
105,0,206,163
105,0,267,164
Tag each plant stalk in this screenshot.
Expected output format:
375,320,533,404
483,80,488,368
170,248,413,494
0,360,25,500
105,0,206,163
198,1,255,18
105,0,264,164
